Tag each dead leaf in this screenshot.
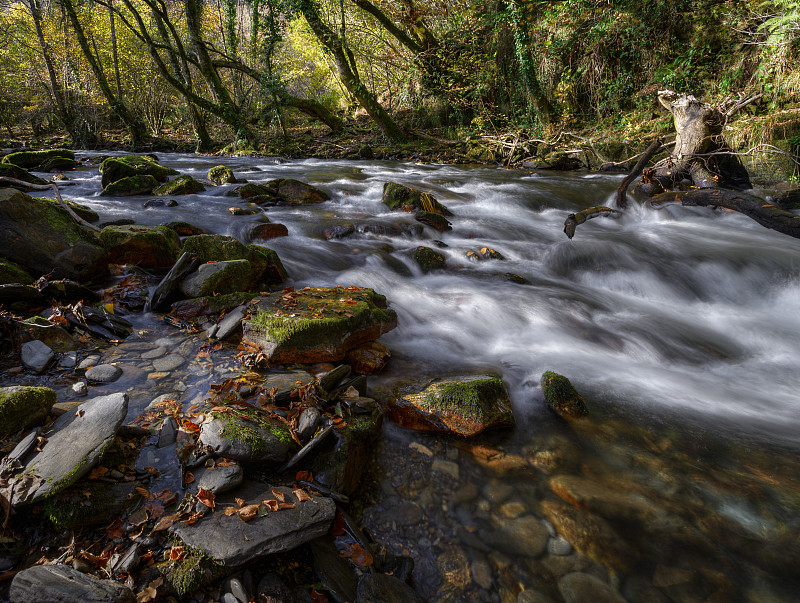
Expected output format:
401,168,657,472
238,504,260,522
262,499,279,512
105,517,124,540
272,490,286,503
293,489,312,502
168,546,185,561
152,514,178,532
127,508,148,527
223,507,238,516
184,511,204,525
183,472,195,485
339,543,373,567
88,466,109,480
144,466,160,476
75,408,85,417
196,488,215,509
135,487,151,499
136,587,157,603
235,497,246,507
295,470,313,482
278,502,296,510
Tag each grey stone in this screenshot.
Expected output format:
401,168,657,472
214,304,248,340
60,351,77,368
10,563,135,603
198,414,291,464
547,537,573,556
179,260,252,298
557,572,626,603
152,353,185,372
265,369,315,405
78,354,101,370
488,515,549,558
21,340,54,373
296,407,321,442
140,346,166,360
157,416,178,448
222,594,239,603
356,573,426,603
72,382,88,396
188,462,243,495
228,577,249,603
85,363,123,383
170,482,335,566
9,393,128,505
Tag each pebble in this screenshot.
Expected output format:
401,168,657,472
60,351,77,368
432,459,459,480
152,353,185,372
471,558,493,589
141,347,167,360
78,354,101,370
391,502,423,526
85,363,123,383
500,501,526,519
483,480,514,504
227,577,249,603
547,537,573,556
72,381,88,396
409,442,434,457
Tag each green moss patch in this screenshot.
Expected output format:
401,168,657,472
0,386,57,437
159,543,226,597
412,246,446,273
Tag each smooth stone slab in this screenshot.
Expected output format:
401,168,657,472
188,462,244,495
10,393,128,505
152,353,185,372
85,363,123,383
141,346,167,360
214,304,248,340
170,482,335,566
10,564,135,603
20,340,54,373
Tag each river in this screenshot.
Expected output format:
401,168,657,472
30,153,800,601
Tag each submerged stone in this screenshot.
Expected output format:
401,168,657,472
388,375,515,437
242,286,397,363
540,371,588,418
0,386,56,437
382,181,451,215
265,178,330,204
415,210,452,232
153,174,206,196
99,224,180,268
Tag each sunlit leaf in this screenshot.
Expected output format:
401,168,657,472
196,488,215,509
153,514,178,532
293,489,312,502
238,504,260,522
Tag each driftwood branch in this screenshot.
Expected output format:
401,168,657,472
0,177,101,232
615,138,663,209
649,189,800,239
564,206,621,239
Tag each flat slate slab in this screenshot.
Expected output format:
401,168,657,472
10,564,136,603
9,393,128,506
170,482,335,566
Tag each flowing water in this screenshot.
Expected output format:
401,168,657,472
24,154,800,601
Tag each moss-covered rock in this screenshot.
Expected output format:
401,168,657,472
382,182,451,215
99,224,180,268
179,259,253,298
170,292,255,319
412,246,446,273
153,174,206,196
208,165,236,185
265,178,329,204
39,156,77,172
18,317,79,352
235,183,274,200
540,371,588,418
158,544,227,597
37,197,99,223
0,258,34,285
0,385,56,437
388,375,515,437
2,148,74,170
162,221,206,236
198,404,295,464
0,163,48,188
179,234,286,288
415,210,452,232
0,188,108,280
44,481,137,530
101,174,159,197
99,154,178,189
242,286,397,363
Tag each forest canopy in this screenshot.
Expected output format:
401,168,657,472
0,0,798,155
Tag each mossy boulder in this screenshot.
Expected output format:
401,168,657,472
0,188,107,280
382,182,451,215
99,224,180,268
162,221,206,236
99,154,178,189
101,174,159,196
170,292,255,319
0,163,48,189
179,234,287,288
19,316,79,352
179,259,253,298
2,148,74,170
242,286,397,363
265,178,329,204
198,404,295,464
208,165,236,185
153,174,206,196
412,246,446,272
0,258,34,285
235,183,275,200
39,156,77,172
38,197,99,223
0,386,57,437
415,210,452,232
387,375,515,437
158,544,226,597
540,371,588,418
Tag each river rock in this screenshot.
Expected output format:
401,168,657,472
179,260,253,298
85,363,123,383
212,304,249,340
411,246,446,272
198,405,294,464
312,536,359,602
188,462,244,495
99,154,178,189
38,279,101,304
9,392,128,505
171,292,255,319
208,165,236,185
179,234,287,287
40,156,77,172
0,284,47,314
0,163,48,189
249,223,289,241
242,286,397,363
170,482,335,566
356,573,426,603
485,515,549,558
163,220,206,236
382,182,451,215
345,340,391,374
152,353,185,372
557,572,625,603
2,148,74,170
540,371,588,418
101,174,159,196
414,210,452,232
0,188,108,280
153,174,206,196
18,319,78,353
99,224,180,268
324,224,355,240
388,375,514,437
549,474,660,524
296,407,321,442
0,386,56,437
10,563,135,603
20,340,55,373
0,258,34,285
265,178,330,204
